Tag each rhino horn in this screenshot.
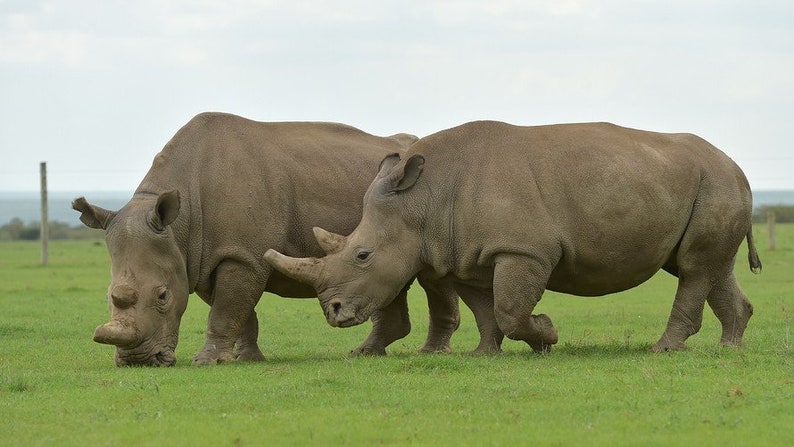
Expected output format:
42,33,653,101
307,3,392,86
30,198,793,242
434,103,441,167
264,249,324,288
72,197,117,230
93,320,139,347
313,227,346,255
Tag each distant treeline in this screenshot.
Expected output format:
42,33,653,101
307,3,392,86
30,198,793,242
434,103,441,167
754,205,794,224
0,218,100,241
1,206,793,241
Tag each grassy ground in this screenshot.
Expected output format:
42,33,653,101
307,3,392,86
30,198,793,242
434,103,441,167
1,225,792,446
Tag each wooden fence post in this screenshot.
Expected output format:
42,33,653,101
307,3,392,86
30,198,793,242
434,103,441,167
40,162,49,265
766,210,776,251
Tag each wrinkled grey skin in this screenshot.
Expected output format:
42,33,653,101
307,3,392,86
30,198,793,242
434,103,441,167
265,120,761,353
73,112,461,366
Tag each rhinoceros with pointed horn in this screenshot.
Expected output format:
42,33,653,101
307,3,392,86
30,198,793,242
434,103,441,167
74,112,462,366
265,120,761,353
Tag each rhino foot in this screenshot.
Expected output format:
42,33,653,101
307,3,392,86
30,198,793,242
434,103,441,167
467,333,504,355
650,331,689,352
350,345,387,356
719,337,744,348
527,314,558,353
419,343,452,354
470,343,503,355
192,356,217,366
192,347,235,366
529,341,554,353
235,346,266,362
649,341,687,353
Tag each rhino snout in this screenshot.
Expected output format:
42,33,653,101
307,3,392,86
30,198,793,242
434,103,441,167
325,298,360,328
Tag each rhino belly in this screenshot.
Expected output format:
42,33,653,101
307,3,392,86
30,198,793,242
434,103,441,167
546,262,664,297
545,228,681,296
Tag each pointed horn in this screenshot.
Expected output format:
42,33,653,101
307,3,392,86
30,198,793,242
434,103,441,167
313,227,346,255
72,196,117,230
93,321,139,347
264,249,324,287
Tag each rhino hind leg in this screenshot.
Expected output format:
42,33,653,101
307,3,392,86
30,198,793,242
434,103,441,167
706,273,753,347
351,287,411,356
653,193,753,352
234,310,266,361
492,254,558,353
651,274,710,352
651,268,751,352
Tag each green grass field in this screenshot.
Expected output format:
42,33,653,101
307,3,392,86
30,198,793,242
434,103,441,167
1,225,792,446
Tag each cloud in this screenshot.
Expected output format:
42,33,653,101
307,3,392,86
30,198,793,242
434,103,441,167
0,0,793,190
0,8,94,67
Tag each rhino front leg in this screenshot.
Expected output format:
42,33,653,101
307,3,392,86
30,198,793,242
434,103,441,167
454,282,504,354
492,254,558,353
234,310,267,361
416,273,460,353
351,284,411,356
193,260,262,365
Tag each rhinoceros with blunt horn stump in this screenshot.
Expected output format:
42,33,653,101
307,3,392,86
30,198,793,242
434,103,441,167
73,112,462,366
265,120,761,353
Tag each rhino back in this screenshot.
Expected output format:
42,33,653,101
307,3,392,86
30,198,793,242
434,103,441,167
409,121,751,294
137,112,404,296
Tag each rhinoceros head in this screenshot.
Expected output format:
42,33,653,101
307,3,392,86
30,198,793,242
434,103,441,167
264,154,425,328
73,190,188,366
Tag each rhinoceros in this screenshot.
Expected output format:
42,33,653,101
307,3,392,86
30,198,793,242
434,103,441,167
264,120,761,353
72,112,462,366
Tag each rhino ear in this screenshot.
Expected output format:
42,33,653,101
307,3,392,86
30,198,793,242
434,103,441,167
376,153,402,179
380,154,424,194
72,197,116,230
150,190,180,231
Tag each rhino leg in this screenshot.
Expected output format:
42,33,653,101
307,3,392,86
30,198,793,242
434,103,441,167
706,273,753,347
652,201,751,352
416,274,460,354
193,260,262,365
351,285,411,356
492,254,558,353
454,283,504,354
651,274,709,352
234,310,266,361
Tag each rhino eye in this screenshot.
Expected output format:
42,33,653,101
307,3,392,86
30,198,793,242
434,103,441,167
157,288,169,303
355,250,372,262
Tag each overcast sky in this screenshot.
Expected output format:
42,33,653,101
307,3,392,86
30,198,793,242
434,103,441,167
1,0,792,192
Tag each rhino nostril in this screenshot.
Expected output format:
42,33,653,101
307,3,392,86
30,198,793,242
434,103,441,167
330,300,342,316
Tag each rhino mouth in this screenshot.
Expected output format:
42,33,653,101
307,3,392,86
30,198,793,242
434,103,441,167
114,343,176,367
333,315,365,328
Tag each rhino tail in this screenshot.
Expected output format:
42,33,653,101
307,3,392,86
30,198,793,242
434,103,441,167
746,228,762,274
